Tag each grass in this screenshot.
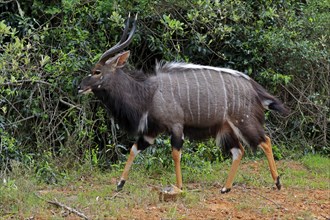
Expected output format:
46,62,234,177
0,154,329,219
281,154,330,189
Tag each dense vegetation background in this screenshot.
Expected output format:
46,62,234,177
0,0,329,182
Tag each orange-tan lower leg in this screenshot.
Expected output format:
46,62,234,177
172,148,183,189
221,143,244,193
117,144,140,190
259,136,281,190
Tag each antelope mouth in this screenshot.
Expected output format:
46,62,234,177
78,88,92,94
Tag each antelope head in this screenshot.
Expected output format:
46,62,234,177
78,14,137,94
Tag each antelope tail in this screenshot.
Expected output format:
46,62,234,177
251,80,289,116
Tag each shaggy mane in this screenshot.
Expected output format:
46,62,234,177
156,61,250,80
125,68,149,82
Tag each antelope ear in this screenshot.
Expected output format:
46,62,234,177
105,51,130,68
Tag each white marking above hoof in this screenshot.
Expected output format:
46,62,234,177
221,187,231,194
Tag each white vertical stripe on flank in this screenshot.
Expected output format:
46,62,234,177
230,77,236,114
245,82,251,114
175,73,182,103
157,75,166,116
236,78,243,111
240,79,248,111
168,74,177,112
159,76,167,104
192,70,200,123
201,71,211,119
207,70,217,118
184,72,194,121
233,77,240,115
219,71,227,120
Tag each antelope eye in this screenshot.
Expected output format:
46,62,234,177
94,70,101,75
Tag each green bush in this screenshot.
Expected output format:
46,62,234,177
0,0,329,179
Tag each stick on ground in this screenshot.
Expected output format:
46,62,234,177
35,193,89,220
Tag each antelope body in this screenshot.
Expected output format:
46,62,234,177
78,15,288,193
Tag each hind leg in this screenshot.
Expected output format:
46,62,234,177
172,147,183,189
221,143,244,193
171,125,184,189
259,136,281,190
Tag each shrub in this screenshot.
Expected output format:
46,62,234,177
0,0,328,177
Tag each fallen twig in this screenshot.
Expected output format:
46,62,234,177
47,199,89,220
246,188,288,211
109,191,121,200
321,214,329,220
34,193,89,220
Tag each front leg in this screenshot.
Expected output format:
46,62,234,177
117,135,154,191
117,143,139,191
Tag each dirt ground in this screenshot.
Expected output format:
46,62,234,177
126,186,330,220
35,185,330,220
27,160,330,220
115,161,330,220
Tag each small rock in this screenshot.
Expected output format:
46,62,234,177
159,185,183,202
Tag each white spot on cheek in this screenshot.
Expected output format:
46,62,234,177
100,76,103,80
98,85,101,88
88,74,92,76
230,148,242,161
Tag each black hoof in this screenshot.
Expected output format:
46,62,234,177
275,176,281,190
221,188,231,194
117,180,126,191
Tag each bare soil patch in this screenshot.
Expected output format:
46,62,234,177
14,159,329,220
115,186,329,220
